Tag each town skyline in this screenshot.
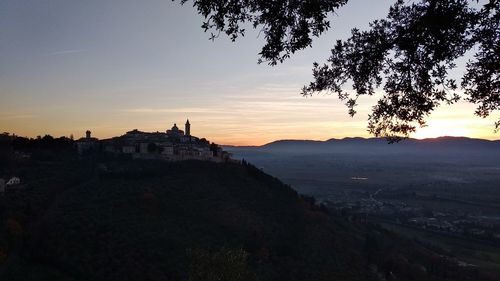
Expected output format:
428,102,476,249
4,112,500,147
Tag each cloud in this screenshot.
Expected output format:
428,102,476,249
123,107,226,114
0,113,37,120
46,49,86,56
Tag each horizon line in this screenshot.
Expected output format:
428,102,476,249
4,130,500,147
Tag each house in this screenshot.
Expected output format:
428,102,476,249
76,130,99,154
122,146,136,154
6,177,20,186
5,177,24,192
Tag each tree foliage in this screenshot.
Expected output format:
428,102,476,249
188,247,255,281
178,0,347,65
180,0,499,139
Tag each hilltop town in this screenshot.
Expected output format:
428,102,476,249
0,120,232,194
76,119,232,162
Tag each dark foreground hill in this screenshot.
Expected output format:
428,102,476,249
0,157,496,281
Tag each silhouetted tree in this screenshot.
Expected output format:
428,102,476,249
11,134,75,153
210,142,219,156
180,0,499,139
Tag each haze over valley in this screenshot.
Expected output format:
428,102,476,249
226,137,500,203
227,137,500,270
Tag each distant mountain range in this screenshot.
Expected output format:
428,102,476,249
258,136,498,147
224,137,500,166
225,136,500,151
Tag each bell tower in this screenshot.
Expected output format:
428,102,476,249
185,119,191,136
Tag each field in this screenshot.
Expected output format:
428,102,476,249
379,221,500,275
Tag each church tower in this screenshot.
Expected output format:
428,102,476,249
185,119,191,136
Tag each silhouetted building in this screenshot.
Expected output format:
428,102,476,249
76,130,99,154
185,119,191,136
166,123,184,137
6,177,20,186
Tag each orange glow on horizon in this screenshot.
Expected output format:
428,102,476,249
412,126,472,140
2,122,499,147
411,117,499,141
2,100,499,146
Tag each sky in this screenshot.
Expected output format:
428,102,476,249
1,0,499,145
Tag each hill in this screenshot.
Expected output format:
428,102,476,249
259,136,500,152
226,136,500,166
0,156,495,280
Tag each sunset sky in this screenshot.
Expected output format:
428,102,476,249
1,0,499,145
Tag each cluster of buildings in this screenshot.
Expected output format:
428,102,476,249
328,193,500,243
76,119,232,162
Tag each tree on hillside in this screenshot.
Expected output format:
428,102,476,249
188,247,256,281
178,0,499,140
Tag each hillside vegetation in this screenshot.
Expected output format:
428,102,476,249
0,154,495,280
